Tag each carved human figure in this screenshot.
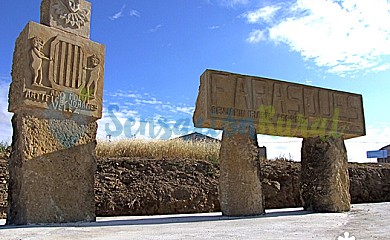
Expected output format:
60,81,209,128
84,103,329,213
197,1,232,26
83,55,100,100
31,37,52,86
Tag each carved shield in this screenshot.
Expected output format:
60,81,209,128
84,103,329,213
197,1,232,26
49,35,86,94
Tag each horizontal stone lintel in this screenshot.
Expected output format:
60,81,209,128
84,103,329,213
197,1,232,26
193,69,366,139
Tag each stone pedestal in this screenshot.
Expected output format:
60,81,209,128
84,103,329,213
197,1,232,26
301,136,350,212
219,126,264,216
7,0,104,225
7,113,97,225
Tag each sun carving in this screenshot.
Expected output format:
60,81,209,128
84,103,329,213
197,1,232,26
52,0,90,29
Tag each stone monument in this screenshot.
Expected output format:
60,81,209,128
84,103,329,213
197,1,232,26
193,69,365,215
7,0,105,225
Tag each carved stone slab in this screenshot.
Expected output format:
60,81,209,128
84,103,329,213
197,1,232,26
41,0,91,39
9,21,105,120
193,69,366,139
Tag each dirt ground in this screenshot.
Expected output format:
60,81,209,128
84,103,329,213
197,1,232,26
0,157,390,218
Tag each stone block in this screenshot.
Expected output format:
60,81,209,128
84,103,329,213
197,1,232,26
219,126,264,216
193,69,365,139
301,136,351,212
8,21,105,120
41,0,91,39
7,113,97,225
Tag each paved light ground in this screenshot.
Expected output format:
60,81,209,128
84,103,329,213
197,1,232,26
0,202,388,239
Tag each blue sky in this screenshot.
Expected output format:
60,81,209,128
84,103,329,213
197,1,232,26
1,0,390,162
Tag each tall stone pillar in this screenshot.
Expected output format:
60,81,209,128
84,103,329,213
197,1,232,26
7,0,105,225
301,136,350,212
219,126,264,216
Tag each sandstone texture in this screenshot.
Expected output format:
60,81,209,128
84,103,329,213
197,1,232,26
41,0,92,38
7,114,97,225
301,136,351,212
7,0,104,225
8,21,105,120
218,127,264,216
0,158,390,218
193,69,365,139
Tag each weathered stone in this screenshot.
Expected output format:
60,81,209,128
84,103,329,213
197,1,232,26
301,136,351,212
193,69,365,139
7,113,97,225
7,0,104,225
8,21,105,120
41,0,92,39
193,69,365,216
219,126,264,216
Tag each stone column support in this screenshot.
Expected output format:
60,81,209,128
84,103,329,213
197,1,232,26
7,0,105,225
7,113,97,225
301,136,351,212
219,126,264,216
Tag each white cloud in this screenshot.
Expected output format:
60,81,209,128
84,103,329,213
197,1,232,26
0,79,12,143
100,90,199,140
245,0,390,75
217,0,250,7
208,25,221,30
175,106,195,115
108,91,142,99
135,98,163,105
148,24,163,33
304,79,313,85
109,4,126,20
244,5,281,23
129,9,141,18
246,29,266,43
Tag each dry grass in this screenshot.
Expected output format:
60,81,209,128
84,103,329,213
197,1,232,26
0,142,10,159
96,139,221,163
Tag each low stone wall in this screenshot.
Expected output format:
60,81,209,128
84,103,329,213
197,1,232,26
0,158,389,218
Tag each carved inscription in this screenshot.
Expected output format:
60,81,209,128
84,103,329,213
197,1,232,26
193,70,365,139
8,21,105,119
24,34,101,116
23,89,98,113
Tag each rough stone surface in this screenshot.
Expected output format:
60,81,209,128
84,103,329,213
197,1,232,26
8,21,105,120
95,158,220,216
219,127,264,216
7,0,104,225
41,0,92,38
193,69,365,139
301,136,351,212
0,159,8,219
7,113,97,225
1,158,390,218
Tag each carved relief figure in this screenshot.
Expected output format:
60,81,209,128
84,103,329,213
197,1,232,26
31,37,52,86
83,55,100,100
53,0,90,28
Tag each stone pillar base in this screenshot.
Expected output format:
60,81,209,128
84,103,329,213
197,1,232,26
301,136,350,213
7,113,97,225
219,126,264,216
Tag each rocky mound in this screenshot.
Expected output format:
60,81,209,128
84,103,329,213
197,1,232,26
0,158,389,218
